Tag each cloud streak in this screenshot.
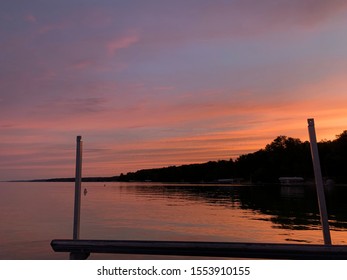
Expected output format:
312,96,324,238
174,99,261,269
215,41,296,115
107,34,139,55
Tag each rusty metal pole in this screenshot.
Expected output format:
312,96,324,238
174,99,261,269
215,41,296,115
307,119,331,245
73,136,83,240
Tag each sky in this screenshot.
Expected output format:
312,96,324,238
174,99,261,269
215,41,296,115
1,0,347,180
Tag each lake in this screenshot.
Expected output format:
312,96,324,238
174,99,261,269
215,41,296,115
1,181,347,259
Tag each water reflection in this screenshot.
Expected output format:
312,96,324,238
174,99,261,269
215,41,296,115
2,181,347,259
123,183,347,232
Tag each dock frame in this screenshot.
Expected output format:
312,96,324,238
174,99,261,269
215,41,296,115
51,239,347,259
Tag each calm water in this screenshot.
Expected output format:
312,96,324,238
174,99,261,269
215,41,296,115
1,181,347,259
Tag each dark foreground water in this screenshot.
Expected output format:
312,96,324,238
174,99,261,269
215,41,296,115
1,181,347,259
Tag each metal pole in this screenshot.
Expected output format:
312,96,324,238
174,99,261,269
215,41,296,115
73,136,83,240
307,119,331,245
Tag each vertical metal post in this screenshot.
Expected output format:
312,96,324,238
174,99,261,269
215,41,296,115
307,119,331,245
73,136,83,240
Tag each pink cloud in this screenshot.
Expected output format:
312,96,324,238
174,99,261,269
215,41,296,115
70,59,94,70
107,34,139,55
38,22,68,34
25,14,37,23
153,86,175,91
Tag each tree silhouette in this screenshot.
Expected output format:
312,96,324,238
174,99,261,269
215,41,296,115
118,131,347,184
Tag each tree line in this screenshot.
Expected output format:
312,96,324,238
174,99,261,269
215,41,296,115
119,130,347,184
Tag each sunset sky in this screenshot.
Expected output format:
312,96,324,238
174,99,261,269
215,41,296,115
1,0,347,180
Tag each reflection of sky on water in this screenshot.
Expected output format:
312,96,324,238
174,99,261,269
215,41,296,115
116,183,347,238
81,183,347,244
2,182,347,259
